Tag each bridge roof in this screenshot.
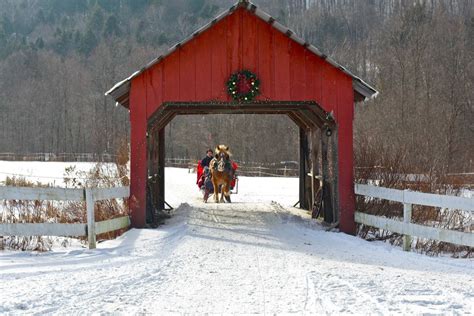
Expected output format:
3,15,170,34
106,0,378,108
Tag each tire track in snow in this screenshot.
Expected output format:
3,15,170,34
307,270,391,315
2,191,473,314
256,247,268,315
2,167,473,314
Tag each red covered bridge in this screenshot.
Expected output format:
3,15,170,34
106,0,377,234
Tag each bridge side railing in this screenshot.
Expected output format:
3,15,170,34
0,186,130,249
354,184,473,251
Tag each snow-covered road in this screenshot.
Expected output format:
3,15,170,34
1,167,473,314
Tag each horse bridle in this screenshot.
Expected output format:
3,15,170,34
213,151,229,172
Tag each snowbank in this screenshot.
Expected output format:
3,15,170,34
0,164,472,314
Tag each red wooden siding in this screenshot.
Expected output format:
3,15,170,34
257,19,273,99
179,40,197,102
195,31,212,101
129,75,148,228
242,10,258,73
138,8,353,116
163,51,180,101
147,63,163,118
289,41,307,100
129,7,356,232
227,10,241,76
337,74,356,233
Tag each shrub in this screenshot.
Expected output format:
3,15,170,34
355,139,473,258
1,142,130,251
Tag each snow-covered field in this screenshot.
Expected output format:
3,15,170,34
0,163,473,314
0,161,99,186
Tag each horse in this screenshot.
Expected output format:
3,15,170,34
210,145,233,203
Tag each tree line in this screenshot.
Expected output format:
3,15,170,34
0,0,472,173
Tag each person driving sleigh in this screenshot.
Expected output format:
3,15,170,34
200,148,214,168
197,147,238,202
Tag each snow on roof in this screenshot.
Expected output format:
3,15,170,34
105,0,378,108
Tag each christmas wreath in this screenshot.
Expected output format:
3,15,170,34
227,70,260,102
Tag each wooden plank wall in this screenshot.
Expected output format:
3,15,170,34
140,9,353,116
129,7,356,232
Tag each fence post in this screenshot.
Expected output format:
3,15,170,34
85,188,96,249
402,191,412,251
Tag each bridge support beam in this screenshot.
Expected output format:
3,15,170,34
147,127,165,225
299,128,310,210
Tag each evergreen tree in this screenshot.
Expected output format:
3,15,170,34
135,21,146,44
79,29,97,56
89,6,105,33
35,37,45,49
1,15,13,35
156,33,169,46
104,15,121,37
97,0,121,11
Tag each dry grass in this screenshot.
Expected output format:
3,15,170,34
1,177,66,251
1,141,130,251
355,140,473,258
63,140,130,242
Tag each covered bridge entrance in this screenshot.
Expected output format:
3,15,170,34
106,0,377,235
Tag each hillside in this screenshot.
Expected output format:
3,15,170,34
0,0,472,173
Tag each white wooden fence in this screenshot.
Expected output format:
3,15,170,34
0,186,130,249
355,184,474,251
0,152,117,162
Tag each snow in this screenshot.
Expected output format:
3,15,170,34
0,161,101,186
1,164,473,314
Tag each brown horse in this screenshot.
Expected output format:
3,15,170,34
210,145,233,203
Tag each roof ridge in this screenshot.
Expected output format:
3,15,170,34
106,0,377,107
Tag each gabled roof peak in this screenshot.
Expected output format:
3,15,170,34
106,0,378,108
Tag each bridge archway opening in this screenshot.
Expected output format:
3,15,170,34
146,101,339,226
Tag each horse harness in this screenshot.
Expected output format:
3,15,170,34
210,157,232,174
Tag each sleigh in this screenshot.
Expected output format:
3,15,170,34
197,160,239,194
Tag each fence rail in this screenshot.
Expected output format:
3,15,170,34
0,152,117,162
355,184,474,250
0,186,130,249
0,186,84,201
165,158,299,177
